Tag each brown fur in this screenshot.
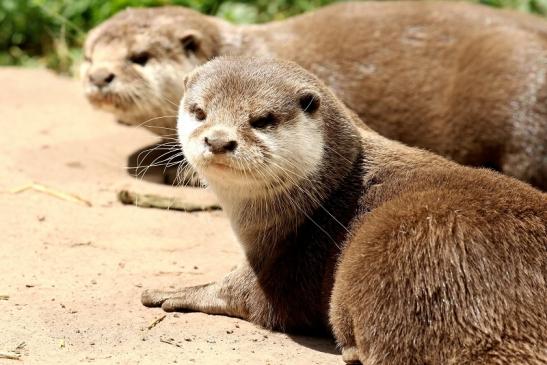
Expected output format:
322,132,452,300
83,2,547,189
141,57,547,364
330,146,547,364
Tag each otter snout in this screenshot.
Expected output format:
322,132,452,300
203,132,238,154
89,67,115,88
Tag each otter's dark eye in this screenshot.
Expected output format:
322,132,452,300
250,113,277,129
193,107,206,121
181,34,198,55
299,92,320,113
129,52,150,66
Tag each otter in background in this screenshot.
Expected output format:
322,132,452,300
82,2,547,189
141,57,547,364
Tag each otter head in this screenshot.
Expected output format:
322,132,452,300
178,57,361,211
81,7,219,137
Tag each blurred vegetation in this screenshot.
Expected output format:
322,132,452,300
1,0,546,75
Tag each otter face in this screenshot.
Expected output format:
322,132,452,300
178,58,324,197
80,8,216,136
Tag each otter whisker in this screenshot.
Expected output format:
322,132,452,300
133,142,181,180
262,155,350,235
136,150,181,175
260,161,341,249
161,152,186,174
134,116,179,131
135,141,177,169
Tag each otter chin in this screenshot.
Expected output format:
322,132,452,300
143,57,546,364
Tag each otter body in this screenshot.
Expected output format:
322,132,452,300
141,58,547,364
330,147,547,364
83,2,547,189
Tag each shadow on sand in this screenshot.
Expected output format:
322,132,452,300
126,141,185,185
288,333,339,356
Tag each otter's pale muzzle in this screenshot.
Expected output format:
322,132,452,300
88,67,116,89
202,130,238,155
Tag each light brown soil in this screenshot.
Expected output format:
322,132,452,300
0,67,340,365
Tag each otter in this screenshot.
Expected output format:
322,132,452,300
141,58,547,364
81,1,547,190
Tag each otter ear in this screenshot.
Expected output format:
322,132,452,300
299,91,320,114
182,70,198,93
180,31,201,55
182,74,190,93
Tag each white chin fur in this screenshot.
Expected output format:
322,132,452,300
257,114,324,187
178,108,202,163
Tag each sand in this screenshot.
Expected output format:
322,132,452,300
0,67,340,365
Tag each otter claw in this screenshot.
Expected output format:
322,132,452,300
161,298,185,312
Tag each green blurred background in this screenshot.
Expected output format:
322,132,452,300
1,0,546,75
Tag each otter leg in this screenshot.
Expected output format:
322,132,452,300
330,283,360,364
141,266,251,319
342,347,360,364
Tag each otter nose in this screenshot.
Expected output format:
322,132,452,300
204,136,238,154
89,68,115,88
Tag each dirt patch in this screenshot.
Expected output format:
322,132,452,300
0,67,339,364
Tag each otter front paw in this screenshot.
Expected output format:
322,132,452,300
141,288,199,313
342,346,360,364
160,297,189,312
141,289,176,307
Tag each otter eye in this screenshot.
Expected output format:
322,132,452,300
129,52,150,66
193,107,206,121
250,113,276,129
181,34,198,55
299,92,320,113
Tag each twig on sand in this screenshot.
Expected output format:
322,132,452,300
0,295,9,300
10,183,92,207
14,342,26,354
147,314,167,330
70,241,92,247
159,336,182,348
0,342,26,360
0,351,21,360
118,190,221,212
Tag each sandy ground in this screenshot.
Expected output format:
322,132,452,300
0,67,340,364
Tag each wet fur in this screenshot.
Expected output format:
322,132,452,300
141,58,547,363
83,2,547,189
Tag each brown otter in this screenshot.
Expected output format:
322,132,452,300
82,2,547,189
141,57,547,364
